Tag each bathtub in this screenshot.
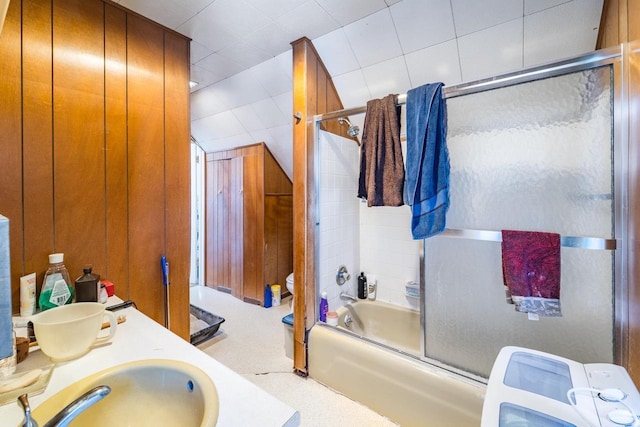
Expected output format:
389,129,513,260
308,299,485,426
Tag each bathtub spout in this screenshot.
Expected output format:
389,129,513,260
339,292,357,303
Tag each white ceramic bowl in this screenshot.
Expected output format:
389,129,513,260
30,303,117,362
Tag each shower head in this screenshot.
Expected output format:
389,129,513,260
338,117,360,138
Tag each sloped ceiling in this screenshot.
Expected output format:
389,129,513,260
113,0,604,178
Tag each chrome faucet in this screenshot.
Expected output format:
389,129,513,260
339,292,357,303
19,385,111,427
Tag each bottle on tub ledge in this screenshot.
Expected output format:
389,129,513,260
319,291,328,322
357,272,368,299
367,274,377,300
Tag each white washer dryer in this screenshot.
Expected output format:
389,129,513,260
482,346,640,426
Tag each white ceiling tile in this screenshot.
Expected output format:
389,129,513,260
251,98,288,128
244,0,305,21
231,104,267,132
253,57,292,97
201,134,256,153
451,0,523,36
385,0,402,4
195,53,245,80
177,10,237,52
312,29,361,77
276,1,341,42
361,56,411,100
391,0,456,54
190,65,226,94
524,0,570,15
315,0,389,27
118,0,212,29
524,0,602,67
405,39,462,88
212,68,270,110
272,91,293,119
263,127,293,179
332,69,372,109
249,128,275,145
191,111,246,141
343,8,402,69
246,22,295,58
458,18,523,82
274,50,293,81
190,41,214,64
216,40,272,69
191,85,230,120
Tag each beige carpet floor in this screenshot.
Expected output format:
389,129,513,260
190,285,397,427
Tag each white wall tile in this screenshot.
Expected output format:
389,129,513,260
391,0,456,54
451,0,524,37
343,8,403,69
405,39,463,88
458,18,523,82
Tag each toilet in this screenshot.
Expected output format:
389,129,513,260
286,273,294,310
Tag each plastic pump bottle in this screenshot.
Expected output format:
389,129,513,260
39,253,74,311
319,291,328,322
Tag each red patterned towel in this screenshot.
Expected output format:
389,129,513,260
501,230,562,317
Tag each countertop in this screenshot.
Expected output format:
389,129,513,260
0,298,300,426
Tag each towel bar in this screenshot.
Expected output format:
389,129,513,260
439,228,616,250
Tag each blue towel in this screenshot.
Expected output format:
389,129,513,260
404,83,449,239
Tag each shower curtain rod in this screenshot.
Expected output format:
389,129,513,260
313,46,621,124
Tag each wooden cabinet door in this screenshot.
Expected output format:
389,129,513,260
229,157,244,299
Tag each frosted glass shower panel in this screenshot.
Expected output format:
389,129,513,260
423,66,614,378
445,67,613,236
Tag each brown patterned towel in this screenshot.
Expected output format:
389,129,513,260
357,94,405,207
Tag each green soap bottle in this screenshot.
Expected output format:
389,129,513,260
39,253,74,311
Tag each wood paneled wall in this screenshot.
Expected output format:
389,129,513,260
597,0,640,48
0,0,191,339
291,37,349,374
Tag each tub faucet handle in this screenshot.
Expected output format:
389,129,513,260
336,265,350,285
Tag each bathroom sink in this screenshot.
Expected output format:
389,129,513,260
30,359,219,426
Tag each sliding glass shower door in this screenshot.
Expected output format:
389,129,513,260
423,64,618,378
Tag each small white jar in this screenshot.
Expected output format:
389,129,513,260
326,311,339,327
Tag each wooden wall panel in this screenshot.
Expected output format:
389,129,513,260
104,4,129,297
230,157,243,298
291,37,348,373
22,0,54,288
0,0,23,312
127,14,166,326
164,31,191,339
264,147,293,195
205,159,214,287
52,0,106,279
242,154,262,302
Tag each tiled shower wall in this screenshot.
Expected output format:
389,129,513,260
317,130,421,313
317,131,360,311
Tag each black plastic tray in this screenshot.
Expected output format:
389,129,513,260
189,304,225,346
